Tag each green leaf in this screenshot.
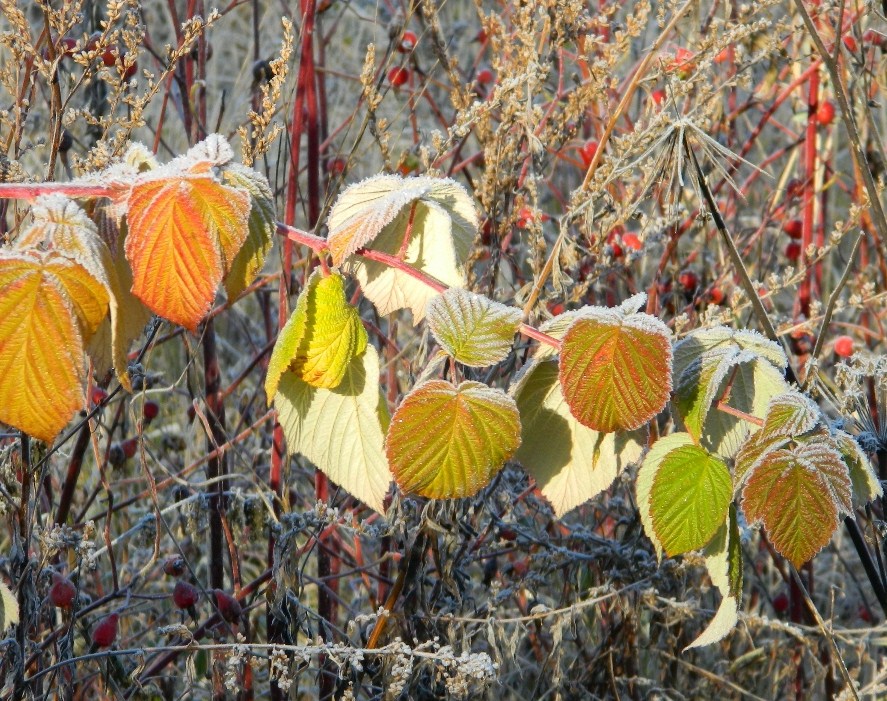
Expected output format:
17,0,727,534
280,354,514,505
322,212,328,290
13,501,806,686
0,580,18,634
265,271,367,400
649,444,732,556
387,380,521,499
686,505,743,650
274,345,390,513
334,175,477,321
741,440,852,568
760,392,821,437
673,345,747,442
559,304,672,433
512,359,644,516
222,164,276,301
636,432,696,559
426,288,522,367
673,326,786,381
834,430,883,506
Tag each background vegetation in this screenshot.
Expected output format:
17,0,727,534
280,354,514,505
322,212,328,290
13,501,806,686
1,0,887,698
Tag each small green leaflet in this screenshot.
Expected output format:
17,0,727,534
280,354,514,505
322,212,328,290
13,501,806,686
426,288,522,367
649,443,732,556
387,380,521,499
274,345,391,513
511,358,644,516
834,430,883,506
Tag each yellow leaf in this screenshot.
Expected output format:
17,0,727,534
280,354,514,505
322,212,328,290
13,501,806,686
124,172,250,331
0,252,93,442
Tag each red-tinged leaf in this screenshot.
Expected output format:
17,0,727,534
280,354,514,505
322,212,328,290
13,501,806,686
0,252,98,442
123,172,250,331
387,380,521,499
559,309,672,433
649,444,732,556
741,442,852,568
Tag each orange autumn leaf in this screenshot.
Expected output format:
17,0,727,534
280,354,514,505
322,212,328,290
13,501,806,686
0,252,108,442
124,172,250,331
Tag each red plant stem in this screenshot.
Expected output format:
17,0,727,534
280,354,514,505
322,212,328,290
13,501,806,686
799,68,819,319
0,183,115,201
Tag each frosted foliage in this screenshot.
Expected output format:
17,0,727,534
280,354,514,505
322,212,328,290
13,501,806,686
673,325,787,382
274,345,391,513
833,430,883,506
513,359,644,516
327,174,478,265
701,359,788,458
347,201,469,322
762,392,821,436
174,133,234,170
794,440,852,515
684,595,738,650
426,288,522,367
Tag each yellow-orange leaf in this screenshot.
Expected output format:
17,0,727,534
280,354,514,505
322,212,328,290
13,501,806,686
0,252,101,442
124,173,250,331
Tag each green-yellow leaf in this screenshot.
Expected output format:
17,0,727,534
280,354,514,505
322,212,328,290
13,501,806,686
559,306,672,433
685,505,743,650
265,271,367,401
834,430,883,506
275,345,391,512
650,444,732,556
636,432,695,559
512,359,644,516
387,380,521,499
426,288,522,367
222,163,276,300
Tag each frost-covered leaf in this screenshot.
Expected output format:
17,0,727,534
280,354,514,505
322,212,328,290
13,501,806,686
221,164,276,300
649,444,732,556
512,359,644,516
337,175,478,321
0,580,18,634
637,432,696,559
17,195,138,389
673,327,787,380
0,251,104,442
387,380,521,499
275,345,390,512
121,138,252,331
559,305,672,433
686,506,743,650
328,174,477,264
265,271,367,399
761,392,820,437
672,327,789,458
834,430,883,506
700,358,788,458
742,439,852,567
426,288,522,367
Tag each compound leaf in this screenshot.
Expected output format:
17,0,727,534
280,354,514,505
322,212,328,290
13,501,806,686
387,380,521,499
275,345,390,513
426,288,522,367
